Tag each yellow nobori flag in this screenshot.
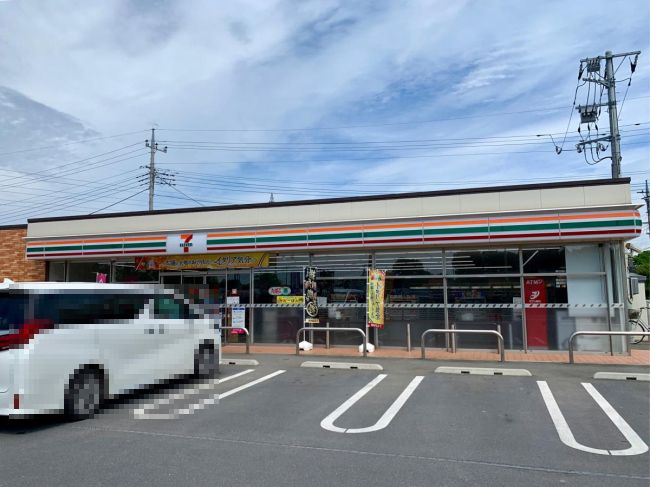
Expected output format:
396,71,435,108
367,269,386,328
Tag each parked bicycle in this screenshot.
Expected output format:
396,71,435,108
627,308,649,344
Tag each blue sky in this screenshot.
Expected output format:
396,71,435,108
0,0,648,246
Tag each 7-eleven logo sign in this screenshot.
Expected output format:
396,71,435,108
180,234,193,253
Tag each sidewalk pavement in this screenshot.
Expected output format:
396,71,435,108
222,343,650,366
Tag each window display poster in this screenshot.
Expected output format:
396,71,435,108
231,306,246,334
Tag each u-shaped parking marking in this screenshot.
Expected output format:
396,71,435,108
537,380,648,456
321,374,424,434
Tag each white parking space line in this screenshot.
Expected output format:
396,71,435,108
218,370,286,400
582,383,649,456
321,374,424,434
133,369,255,419
134,370,286,419
537,380,649,456
133,369,254,419
593,372,650,381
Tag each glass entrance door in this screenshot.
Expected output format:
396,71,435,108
206,273,227,305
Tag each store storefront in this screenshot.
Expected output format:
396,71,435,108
22,178,643,353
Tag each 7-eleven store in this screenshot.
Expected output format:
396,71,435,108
23,178,643,353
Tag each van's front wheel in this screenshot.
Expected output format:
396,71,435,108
194,343,219,378
64,368,104,419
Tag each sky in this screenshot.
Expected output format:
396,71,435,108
0,0,648,247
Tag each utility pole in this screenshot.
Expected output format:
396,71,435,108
640,180,650,237
145,128,167,211
604,52,621,179
575,50,640,178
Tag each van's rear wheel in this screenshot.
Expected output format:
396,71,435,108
194,343,218,378
64,368,104,419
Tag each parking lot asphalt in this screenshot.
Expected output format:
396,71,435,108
1,355,649,487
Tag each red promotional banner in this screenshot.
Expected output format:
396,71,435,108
524,278,548,348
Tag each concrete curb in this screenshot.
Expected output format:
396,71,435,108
301,361,384,370
593,372,650,381
220,359,259,366
434,366,532,376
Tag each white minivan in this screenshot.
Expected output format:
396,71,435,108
0,280,220,419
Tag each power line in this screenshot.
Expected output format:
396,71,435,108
157,124,648,147
159,182,206,207
0,130,147,157
0,143,144,189
160,132,649,153
0,169,143,207
172,169,650,189
89,188,149,215
0,180,145,223
154,138,649,165
155,95,650,133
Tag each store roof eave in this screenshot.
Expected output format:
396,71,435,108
26,177,632,225
23,203,640,241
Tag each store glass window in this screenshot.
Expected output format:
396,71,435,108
318,272,366,303
446,276,522,349
376,250,443,276
253,271,303,304
522,248,566,273
311,253,370,277
385,277,443,304
114,262,159,283
445,249,519,275
253,308,303,344
446,276,521,304
67,261,111,282
267,253,309,271
48,261,66,282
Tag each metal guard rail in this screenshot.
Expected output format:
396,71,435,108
219,326,251,354
296,327,368,358
421,329,505,362
568,331,650,363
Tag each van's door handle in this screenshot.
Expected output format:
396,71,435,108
158,324,165,334
146,328,155,334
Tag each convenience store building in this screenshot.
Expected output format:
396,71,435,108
13,178,644,353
